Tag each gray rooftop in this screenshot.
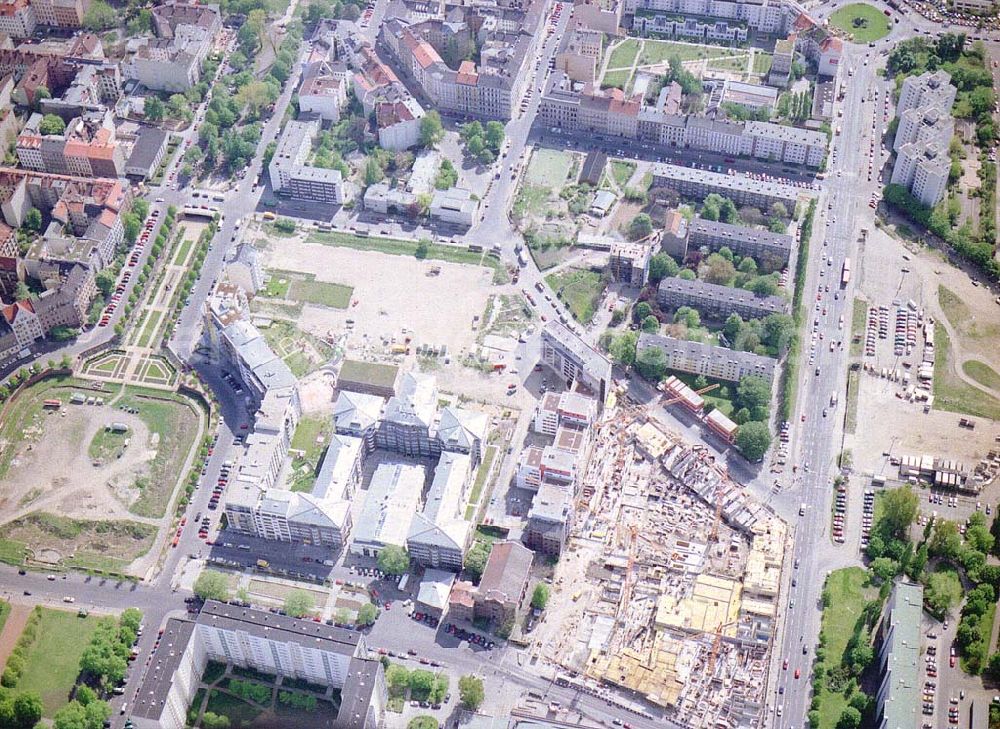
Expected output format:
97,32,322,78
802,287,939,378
879,582,922,729
541,321,612,386
687,217,794,252
130,618,195,721
657,277,788,316
125,125,168,174
651,163,804,201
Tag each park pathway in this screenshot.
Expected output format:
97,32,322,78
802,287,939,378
0,604,32,666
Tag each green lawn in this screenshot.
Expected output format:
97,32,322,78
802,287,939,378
752,52,773,75
308,231,499,270
526,149,574,188
828,3,891,42
87,427,130,461
205,689,263,728
845,368,860,434
546,268,605,324
172,236,195,266
262,271,293,299
465,445,498,520
707,55,749,73
933,325,1000,421
849,297,868,357
639,39,739,64
609,160,636,188
289,279,353,309
136,310,163,348
0,539,27,566
600,69,630,90
338,359,399,392
963,360,1000,392
116,389,200,518
16,608,102,716
607,39,640,69
815,568,876,729
0,600,9,637
291,416,332,464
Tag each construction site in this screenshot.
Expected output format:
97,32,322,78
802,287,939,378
531,401,787,728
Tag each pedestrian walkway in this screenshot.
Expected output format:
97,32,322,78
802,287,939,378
0,603,32,666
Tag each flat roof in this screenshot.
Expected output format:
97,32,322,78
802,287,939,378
131,618,195,721
880,582,923,729
339,359,399,390
198,600,362,656
354,461,425,549
651,163,803,201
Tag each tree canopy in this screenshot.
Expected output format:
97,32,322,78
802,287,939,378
377,545,410,575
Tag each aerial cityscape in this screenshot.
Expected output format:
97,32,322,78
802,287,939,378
0,0,998,728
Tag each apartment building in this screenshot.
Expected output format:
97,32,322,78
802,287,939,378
524,482,573,557
351,461,426,559
541,321,613,405
769,36,794,86
124,2,220,91
626,0,791,34
891,139,950,207
893,104,954,153
29,0,86,26
251,488,353,549
379,0,544,121
608,240,651,287
533,390,598,436
0,0,36,37
540,73,827,168
656,277,787,320
407,451,474,570
299,60,350,122
473,541,533,626
333,390,385,446
897,70,956,116
0,318,21,362
17,111,125,178
213,319,298,407
374,371,440,458
268,119,347,204
637,332,777,383
1,298,42,347
686,217,793,267
555,22,603,83
650,162,801,211
874,582,922,729
130,601,387,729
32,261,95,330
124,126,169,179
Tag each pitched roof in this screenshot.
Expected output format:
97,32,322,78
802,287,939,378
478,541,533,603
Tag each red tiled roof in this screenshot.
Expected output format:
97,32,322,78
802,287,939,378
456,60,478,86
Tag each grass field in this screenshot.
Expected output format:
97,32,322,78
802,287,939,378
172,235,195,266
638,39,740,64
289,279,353,309
117,388,200,518
0,600,9,636
136,310,163,348
933,325,1000,421
845,368,860,434
849,298,867,357
465,445,497,520
526,149,574,188
752,52,773,75
707,55,749,73
288,416,333,493
4,513,156,572
87,427,129,461
815,568,875,729
545,268,605,324
262,271,292,299
609,160,636,188
828,2,891,42
338,359,398,392
607,39,640,68
963,360,1000,391
205,689,263,727
600,69,630,90
308,231,499,270
16,608,102,716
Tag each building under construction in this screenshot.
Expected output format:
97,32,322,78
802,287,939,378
536,405,787,729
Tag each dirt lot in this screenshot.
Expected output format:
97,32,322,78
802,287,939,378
847,220,1000,476
0,401,155,525
262,238,494,369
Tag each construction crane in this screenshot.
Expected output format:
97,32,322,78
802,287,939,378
709,488,723,543
706,619,740,675
661,383,720,409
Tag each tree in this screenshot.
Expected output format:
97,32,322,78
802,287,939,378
145,96,165,122
735,422,771,462
836,706,862,729
701,253,737,285
458,675,485,710
14,281,31,301
870,557,899,582
648,253,679,284
467,136,485,158
201,712,232,729
83,0,116,30
193,570,230,602
122,212,141,244
12,692,43,728
415,240,429,259
673,306,699,329
53,701,88,729
420,111,444,147
75,685,97,706
634,302,652,321
967,522,995,554
409,669,435,696
284,590,315,618
39,114,66,136
386,664,410,693
880,486,919,539
929,519,963,560
641,315,660,333
769,202,788,219
986,652,1000,681
484,121,505,153
531,583,550,610
925,570,963,617
364,156,385,186
609,331,638,366
377,545,410,575
746,275,779,297
464,541,491,580
357,602,379,626
627,213,653,240
635,345,668,382
736,375,771,412
409,717,439,729
461,121,484,142
24,208,42,232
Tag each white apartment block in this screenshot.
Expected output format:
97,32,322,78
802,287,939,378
893,105,954,153
891,140,950,207
627,0,790,34
268,119,346,204
637,332,778,383
541,321,613,404
897,70,956,116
